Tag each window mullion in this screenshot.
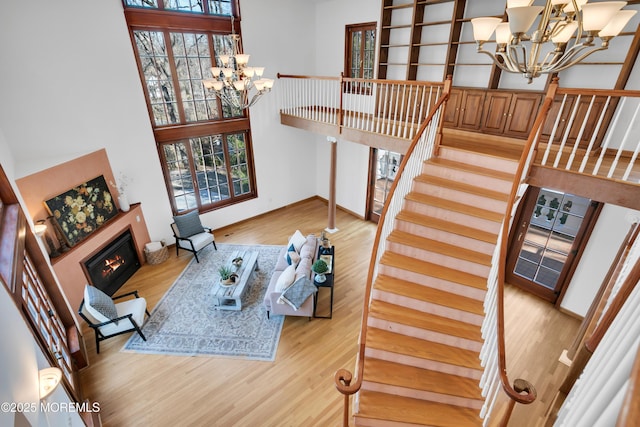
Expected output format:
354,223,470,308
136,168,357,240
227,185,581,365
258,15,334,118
186,139,203,210
221,134,235,198
208,33,225,117
165,30,187,124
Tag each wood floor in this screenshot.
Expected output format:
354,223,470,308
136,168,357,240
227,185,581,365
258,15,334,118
77,198,581,427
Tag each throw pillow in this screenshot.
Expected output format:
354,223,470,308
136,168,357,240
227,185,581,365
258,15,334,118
173,210,205,238
275,265,296,292
283,243,296,263
279,276,317,310
84,285,118,322
288,230,307,253
286,250,301,267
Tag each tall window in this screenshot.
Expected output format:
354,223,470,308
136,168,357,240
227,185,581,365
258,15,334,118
345,23,376,79
124,1,257,214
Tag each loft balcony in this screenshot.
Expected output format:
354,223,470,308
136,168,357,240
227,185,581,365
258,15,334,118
277,74,640,211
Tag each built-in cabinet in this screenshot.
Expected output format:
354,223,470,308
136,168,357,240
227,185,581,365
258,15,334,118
540,94,609,149
444,88,543,139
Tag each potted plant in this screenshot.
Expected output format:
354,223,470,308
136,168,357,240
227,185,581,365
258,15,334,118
312,259,329,283
218,265,238,286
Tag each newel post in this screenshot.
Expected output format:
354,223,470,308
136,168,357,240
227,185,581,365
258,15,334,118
338,72,344,134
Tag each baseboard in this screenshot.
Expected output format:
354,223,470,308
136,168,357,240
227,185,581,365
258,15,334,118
314,195,366,221
212,196,366,238
558,306,584,321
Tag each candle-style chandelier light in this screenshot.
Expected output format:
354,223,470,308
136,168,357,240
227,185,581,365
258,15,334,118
203,20,274,109
471,0,637,83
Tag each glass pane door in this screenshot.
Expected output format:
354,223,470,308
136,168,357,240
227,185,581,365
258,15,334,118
369,149,401,221
512,188,591,295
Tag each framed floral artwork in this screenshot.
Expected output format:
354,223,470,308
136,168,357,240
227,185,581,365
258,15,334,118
44,175,119,247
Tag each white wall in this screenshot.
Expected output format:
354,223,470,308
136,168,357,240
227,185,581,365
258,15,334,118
0,0,173,244
311,0,381,218
561,205,640,317
0,286,85,427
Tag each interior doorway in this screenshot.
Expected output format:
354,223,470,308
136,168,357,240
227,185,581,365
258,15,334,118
367,148,402,223
506,186,601,304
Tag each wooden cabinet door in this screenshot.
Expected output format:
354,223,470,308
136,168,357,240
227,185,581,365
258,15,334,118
540,94,608,148
459,90,485,130
481,92,512,134
504,92,543,138
566,95,608,149
540,94,575,143
443,88,462,127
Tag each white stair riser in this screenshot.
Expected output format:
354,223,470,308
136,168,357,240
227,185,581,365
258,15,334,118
395,219,496,255
372,289,484,325
403,200,502,235
377,265,487,301
412,179,508,213
438,146,519,174
386,241,490,277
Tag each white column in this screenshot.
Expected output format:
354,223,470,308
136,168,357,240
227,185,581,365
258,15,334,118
326,136,338,233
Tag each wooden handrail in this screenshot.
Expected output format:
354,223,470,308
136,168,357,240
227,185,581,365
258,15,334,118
616,342,640,426
495,79,560,414
277,72,445,88
333,76,452,427
555,87,640,97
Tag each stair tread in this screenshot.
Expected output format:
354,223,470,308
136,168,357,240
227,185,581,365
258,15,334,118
369,299,483,342
366,328,482,370
415,173,510,201
388,230,492,266
356,390,482,427
396,211,498,244
427,157,515,182
406,192,504,223
363,358,483,400
374,275,485,315
381,252,487,290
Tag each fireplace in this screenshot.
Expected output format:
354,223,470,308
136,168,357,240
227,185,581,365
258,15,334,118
83,229,141,296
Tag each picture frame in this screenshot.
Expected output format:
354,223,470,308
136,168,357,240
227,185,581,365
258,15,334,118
44,175,119,247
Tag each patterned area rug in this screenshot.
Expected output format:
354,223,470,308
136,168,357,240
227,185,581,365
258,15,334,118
122,244,284,361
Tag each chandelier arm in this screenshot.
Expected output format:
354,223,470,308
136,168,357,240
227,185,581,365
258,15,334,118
547,45,608,73
508,43,529,75
494,51,520,73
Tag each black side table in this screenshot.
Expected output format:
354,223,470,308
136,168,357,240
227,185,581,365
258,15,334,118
313,245,334,319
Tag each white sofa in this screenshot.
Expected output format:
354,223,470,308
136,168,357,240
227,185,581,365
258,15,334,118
263,233,317,319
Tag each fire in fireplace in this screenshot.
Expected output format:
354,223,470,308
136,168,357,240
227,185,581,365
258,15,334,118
83,229,141,296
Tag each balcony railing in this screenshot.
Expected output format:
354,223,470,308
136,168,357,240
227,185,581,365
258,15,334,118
277,73,444,142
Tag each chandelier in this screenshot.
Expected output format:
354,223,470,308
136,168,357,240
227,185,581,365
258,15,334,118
471,0,637,83
203,22,274,109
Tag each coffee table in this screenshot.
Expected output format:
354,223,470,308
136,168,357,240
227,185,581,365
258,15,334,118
211,250,259,311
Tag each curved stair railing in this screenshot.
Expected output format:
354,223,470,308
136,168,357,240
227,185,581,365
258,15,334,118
334,78,558,426
480,80,559,424
333,76,451,426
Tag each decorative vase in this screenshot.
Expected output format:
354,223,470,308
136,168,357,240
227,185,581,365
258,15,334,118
118,193,130,212
314,273,326,283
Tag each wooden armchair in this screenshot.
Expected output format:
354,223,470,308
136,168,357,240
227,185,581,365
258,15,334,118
78,286,150,354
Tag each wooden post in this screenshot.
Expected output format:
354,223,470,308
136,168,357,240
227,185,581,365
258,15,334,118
327,137,338,233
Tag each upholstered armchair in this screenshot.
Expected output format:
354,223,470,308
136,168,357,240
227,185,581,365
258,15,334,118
171,210,217,263
78,285,150,354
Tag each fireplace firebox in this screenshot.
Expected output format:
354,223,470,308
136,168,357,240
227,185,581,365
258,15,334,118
83,229,141,296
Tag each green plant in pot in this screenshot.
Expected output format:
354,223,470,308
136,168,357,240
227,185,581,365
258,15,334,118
218,265,238,286
312,259,329,283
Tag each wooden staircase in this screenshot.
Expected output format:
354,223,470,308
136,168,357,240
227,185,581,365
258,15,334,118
352,145,519,427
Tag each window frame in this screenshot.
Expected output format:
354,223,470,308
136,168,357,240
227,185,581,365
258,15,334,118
124,4,258,215
345,22,377,80
157,129,257,213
